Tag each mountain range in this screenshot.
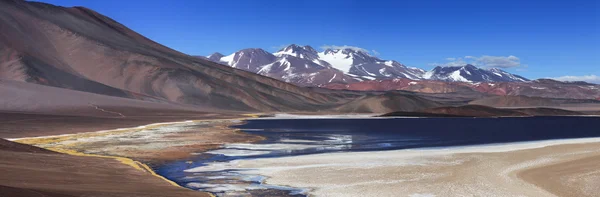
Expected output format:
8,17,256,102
204,44,529,86
0,0,454,114
0,0,597,118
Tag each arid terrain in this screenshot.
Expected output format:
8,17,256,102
220,138,600,197
0,138,213,197
0,114,216,197
0,0,598,197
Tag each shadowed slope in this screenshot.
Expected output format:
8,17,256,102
0,138,56,154
0,0,349,112
469,95,600,108
335,93,442,113
381,105,585,117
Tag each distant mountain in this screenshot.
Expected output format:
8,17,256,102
205,45,529,86
318,48,425,80
206,45,357,85
423,64,529,82
206,44,430,85
324,77,600,100
218,48,277,72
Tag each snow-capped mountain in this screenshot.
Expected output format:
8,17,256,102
423,64,529,82
204,44,529,86
257,54,356,85
217,48,276,72
318,48,425,80
205,45,356,85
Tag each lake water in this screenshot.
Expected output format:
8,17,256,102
156,116,600,196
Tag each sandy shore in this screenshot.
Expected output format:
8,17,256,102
198,138,600,197
2,114,264,197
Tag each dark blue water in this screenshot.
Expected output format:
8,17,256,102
157,116,600,196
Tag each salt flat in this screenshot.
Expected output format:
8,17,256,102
192,138,600,197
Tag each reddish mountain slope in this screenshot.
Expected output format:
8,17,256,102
323,79,600,100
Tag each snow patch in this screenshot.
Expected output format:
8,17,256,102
328,73,337,83
220,53,236,66
423,71,434,79
449,70,471,82
274,51,298,57
384,61,394,67
318,51,353,73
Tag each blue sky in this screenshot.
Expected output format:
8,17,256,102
36,0,599,82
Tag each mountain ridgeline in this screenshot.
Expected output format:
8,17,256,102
204,44,530,86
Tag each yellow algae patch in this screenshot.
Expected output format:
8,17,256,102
13,120,201,146
11,118,256,193
135,161,181,187
45,147,145,171
242,113,262,118
48,147,182,188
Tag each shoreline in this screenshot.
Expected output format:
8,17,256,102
6,120,197,141
9,120,201,189
251,113,600,120
217,136,600,196
10,116,600,196
8,117,261,197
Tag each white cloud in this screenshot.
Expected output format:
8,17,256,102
552,75,600,84
475,55,520,68
320,45,370,53
430,55,521,68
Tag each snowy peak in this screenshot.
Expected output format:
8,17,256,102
257,55,354,85
318,49,355,73
258,55,326,76
220,48,276,72
278,44,318,54
318,47,423,80
424,64,529,82
275,44,319,60
204,45,528,86
209,44,427,83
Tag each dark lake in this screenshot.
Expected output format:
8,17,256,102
157,116,600,196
